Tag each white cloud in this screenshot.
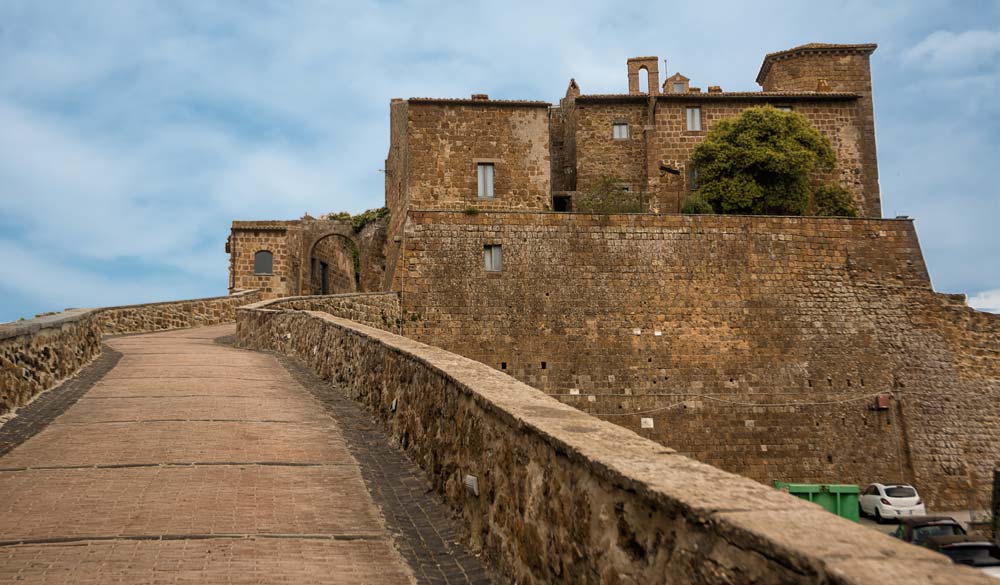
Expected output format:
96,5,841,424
903,29,1000,72
968,289,1000,313
0,1,998,320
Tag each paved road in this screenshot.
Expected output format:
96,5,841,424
0,325,485,584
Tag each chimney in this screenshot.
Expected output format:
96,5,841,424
707,85,722,93
471,93,489,101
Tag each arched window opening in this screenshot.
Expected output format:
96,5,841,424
254,250,273,275
639,67,649,94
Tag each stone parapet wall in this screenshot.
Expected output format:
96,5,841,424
0,310,101,416
251,293,401,333
0,290,262,416
234,306,990,585
93,289,263,335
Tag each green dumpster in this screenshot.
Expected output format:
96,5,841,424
774,482,860,522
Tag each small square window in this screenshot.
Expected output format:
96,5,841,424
686,107,701,131
477,163,495,198
673,82,685,94
484,244,502,272
612,123,629,140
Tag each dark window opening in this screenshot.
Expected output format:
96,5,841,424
254,250,273,275
541,362,547,370
320,261,329,295
501,362,507,370
553,195,572,212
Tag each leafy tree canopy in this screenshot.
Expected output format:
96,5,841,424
691,106,837,215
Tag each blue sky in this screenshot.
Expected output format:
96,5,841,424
1,1,999,321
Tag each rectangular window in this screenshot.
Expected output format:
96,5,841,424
484,244,502,272
689,166,699,190
686,107,702,131
776,105,792,112
612,123,629,140
477,163,495,198
673,82,685,94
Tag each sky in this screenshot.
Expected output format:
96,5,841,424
1,1,999,321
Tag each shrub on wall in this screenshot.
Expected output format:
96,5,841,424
577,175,645,213
681,194,716,215
351,207,390,233
813,184,859,217
691,106,836,216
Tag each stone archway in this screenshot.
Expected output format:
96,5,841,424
307,232,359,295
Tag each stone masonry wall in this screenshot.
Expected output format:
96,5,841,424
93,289,263,335
0,290,262,416
228,223,298,297
309,234,356,294
758,49,880,217
405,101,551,211
398,211,1000,509
234,306,990,585
574,99,648,196
568,96,866,215
0,310,101,416
646,98,864,214
257,292,401,333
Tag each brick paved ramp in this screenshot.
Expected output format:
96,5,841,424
0,326,421,584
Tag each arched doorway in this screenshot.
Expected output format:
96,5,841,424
309,233,359,295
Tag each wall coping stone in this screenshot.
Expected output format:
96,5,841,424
0,290,260,342
0,309,96,340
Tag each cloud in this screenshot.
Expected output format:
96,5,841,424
0,1,998,321
968,289,1000,313
903,29,1000,72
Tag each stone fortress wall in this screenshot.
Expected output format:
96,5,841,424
396,211,1000,510
0,289,263,417
234,300,993,585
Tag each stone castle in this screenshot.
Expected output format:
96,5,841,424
226,42,1000,512
5,41,1000,584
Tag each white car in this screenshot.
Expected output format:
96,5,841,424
859,483,926,522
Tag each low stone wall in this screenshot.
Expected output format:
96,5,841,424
0,290,263,416
255,292,401,333
0,310,101,416
236,306,991,585
93,289,263,335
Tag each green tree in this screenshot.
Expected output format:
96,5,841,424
813,184,859,217
690,106,836,215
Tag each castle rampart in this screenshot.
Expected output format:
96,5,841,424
395,211,999,509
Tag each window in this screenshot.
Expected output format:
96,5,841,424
686,107,702,131
884,486,917,498
673,82,685,94
483,244,502,272
553,195,572,212
775,105,792,112
689,166,699,190
612,123,629,140
477,163,495,198
254,250,273,275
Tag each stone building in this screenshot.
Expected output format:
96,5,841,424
228,43,1000,510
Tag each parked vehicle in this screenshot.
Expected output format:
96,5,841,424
923,535,1000,579
890,516,966,546
859,483,926,522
